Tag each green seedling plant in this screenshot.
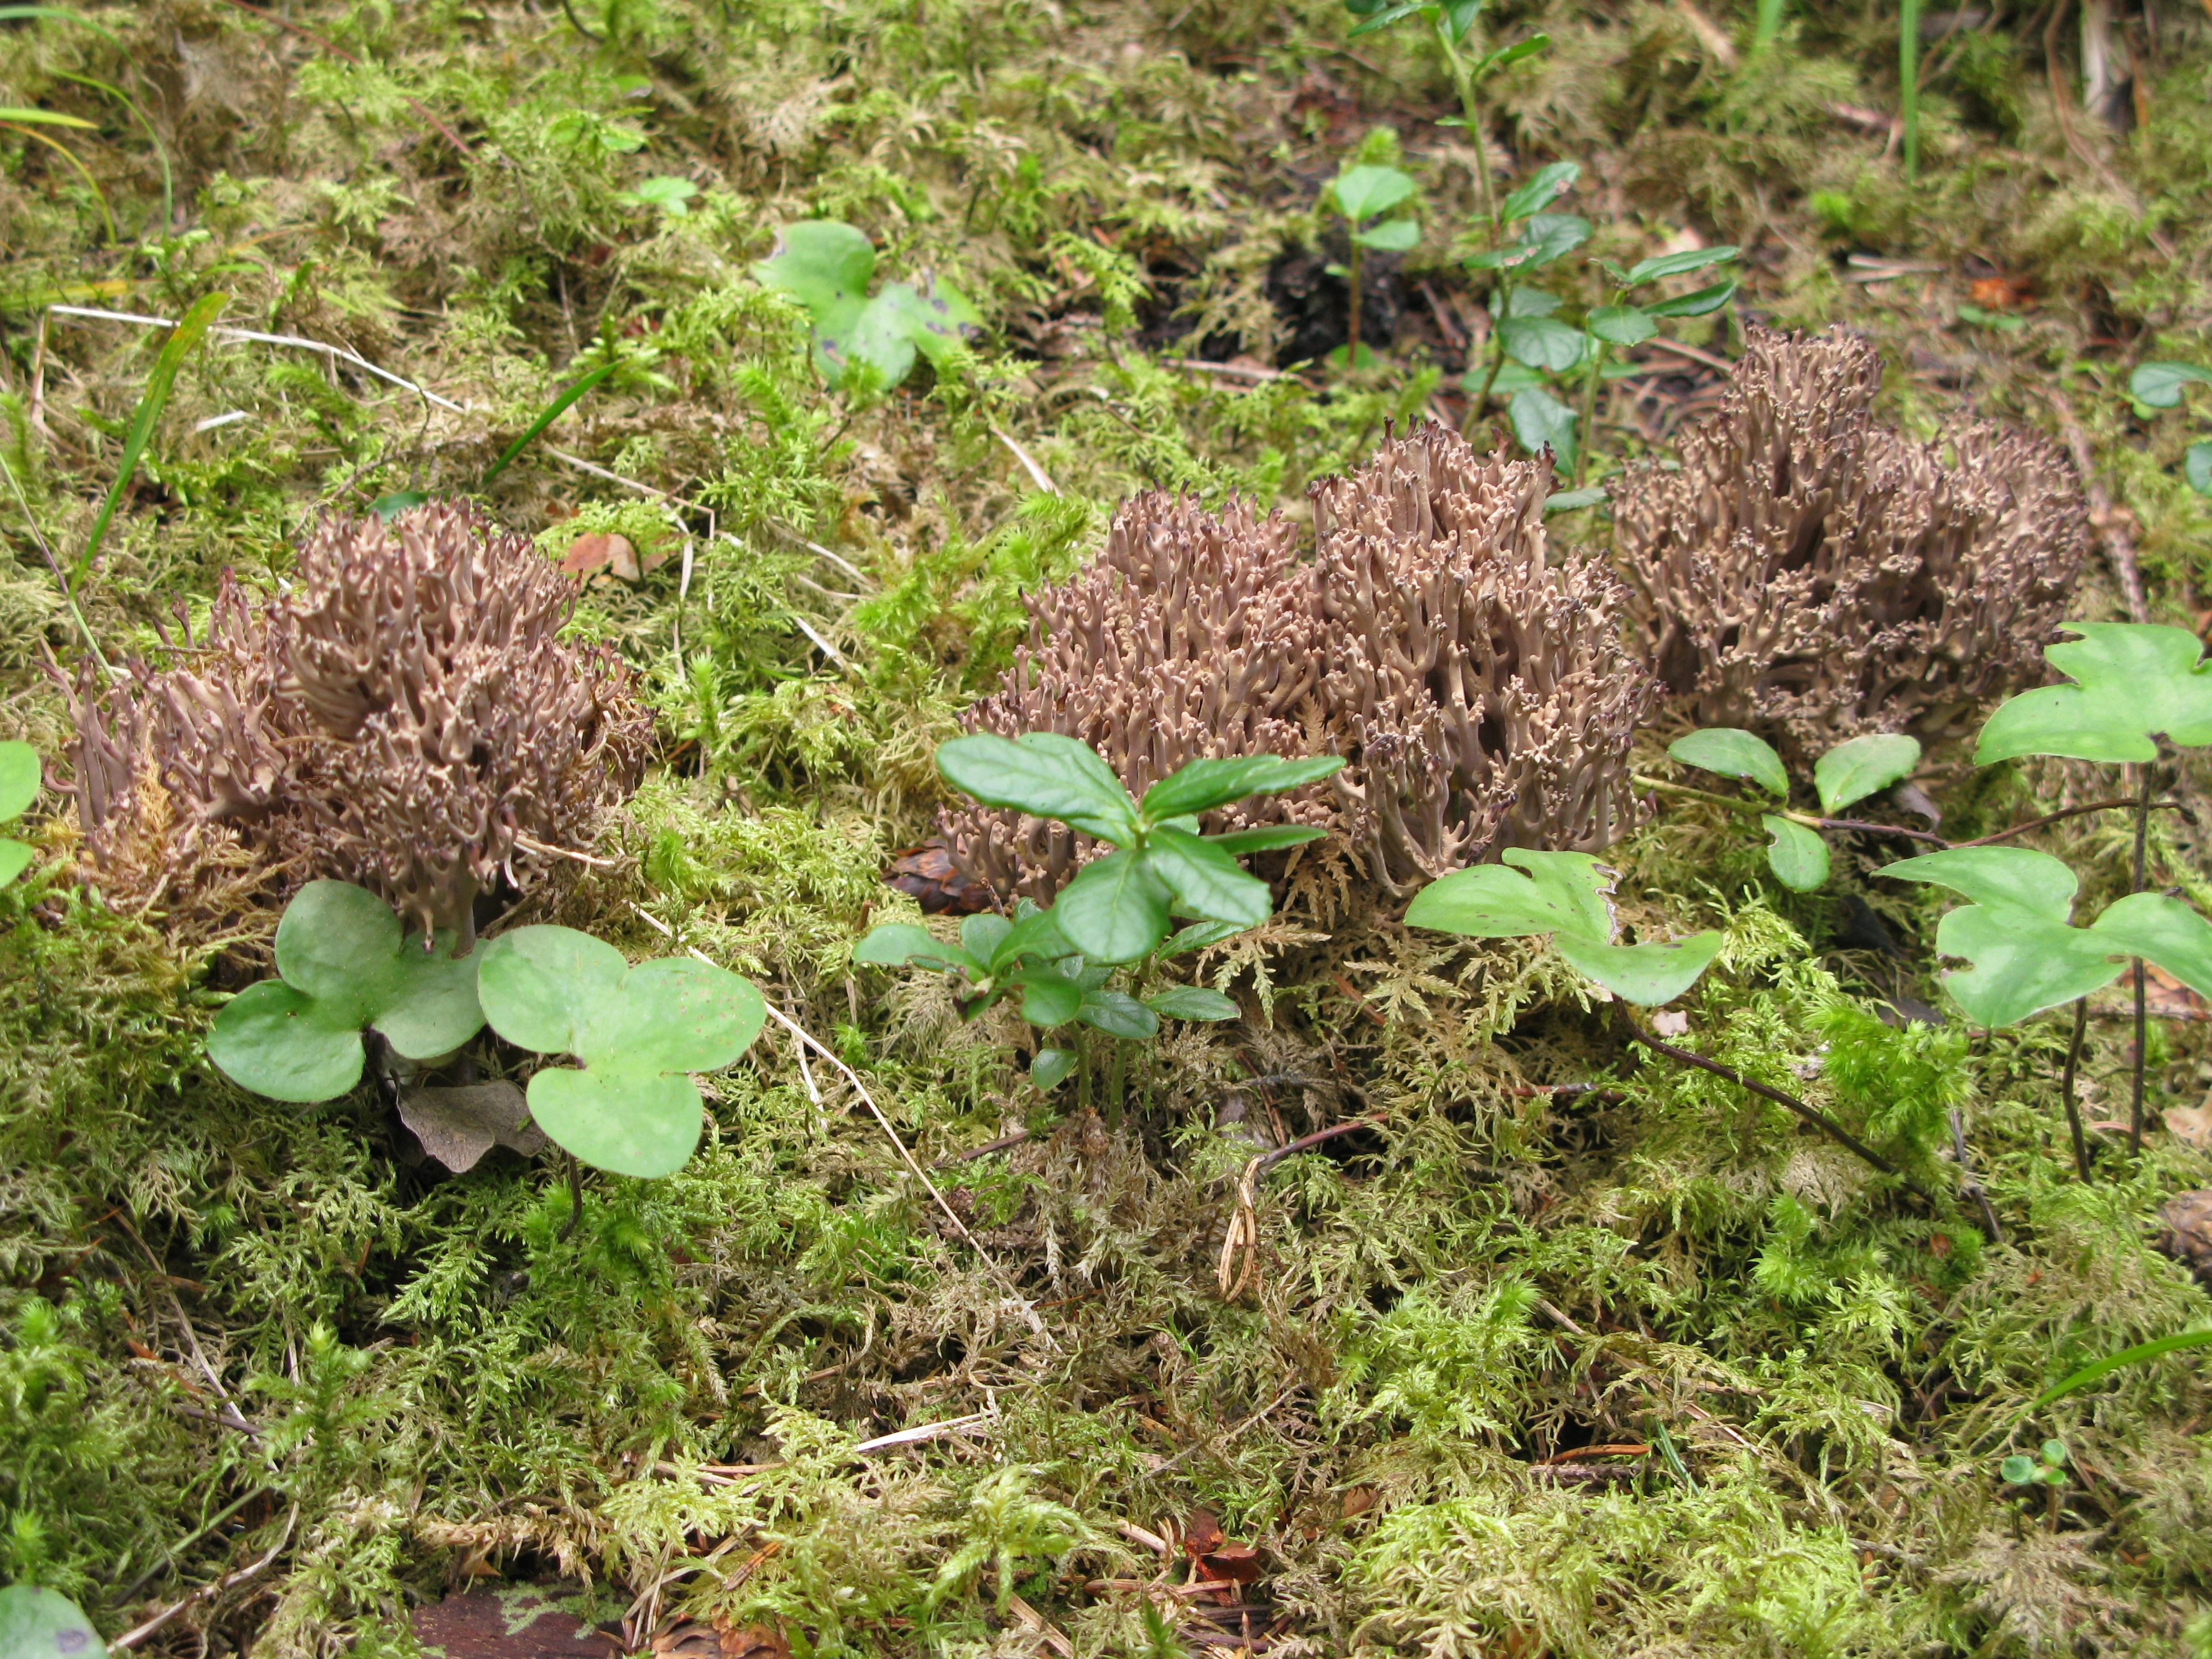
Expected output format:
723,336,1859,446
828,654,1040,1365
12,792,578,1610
2129,361,2212,496
474,927,766,1179
754,221,981,393
1649,728,1926,892
2000,1439,2069,1532
857,737,1343,1090
1972,622,2212,1151
0,740,39,886
0,1583,102,1659
1564,245,1738,485
208,881,486,1104
1324,161,1420,369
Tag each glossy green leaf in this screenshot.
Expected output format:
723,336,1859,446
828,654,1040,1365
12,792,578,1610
1507,386,1577,466
0,1584,101,1659
1145,984,1240,1021
1501,286,1563,317
1145,828,1274,928
1331,164,1416,223
1474,32,1548,74
1642,279,1737,318
1077,987,1159,1040
1500,315,1588,372
1406,848,1721,1005
1157,919,1246,959
1761,815,1829,890
0,739,36,821
207,881,483,1103
1206,824,1329,855
1814,732,1922,814
1976,624,2212,764
1625,244,1739,285
1669,727,1787,796
2187,441,2212,496
1029,1047,1078,1091
1139,754,1344,821
937,732,1140,843
1543,486,1606,514
1014,965,1083,1027
989,904,1073,971
476,927,766,1178
2000,1455,2038,1485
874,275,983,368
1586,305,1656,346
1345,0,1426,35
960,912,1013,962
1055,848,1173,963
2128,361,2212,409
1500,161,1579,221
1353,217,1420,252
853,923,978,973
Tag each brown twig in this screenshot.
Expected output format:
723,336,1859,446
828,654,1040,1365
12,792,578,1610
932,1128,1030,1167
2060,997,2093,1183
114,1506,298,1650
1951,797,2182,848
1949,1108,2004,1243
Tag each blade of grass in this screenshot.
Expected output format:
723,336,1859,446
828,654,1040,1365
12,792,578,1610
52,72,175,233
2025,1328,2212,1414
72,290,229,596
1,121,118,244
1899,0,1921,177
480,359,617,487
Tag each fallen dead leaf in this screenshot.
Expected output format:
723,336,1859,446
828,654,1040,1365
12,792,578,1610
399,1081,547,1173
1966,275,2034,308
559,532,639,581
1650,1009,1691,1037
2164,1102,2212,1150
883,839,997,915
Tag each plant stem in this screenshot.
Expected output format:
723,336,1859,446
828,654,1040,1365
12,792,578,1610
1573,339,1606,488
1900,0,1922,178
2060,997,2092,1184
558,1152,585,1243
1952,796,2183,849
1433,13,1496,227
1751,0,1786,56
2130,760,2152,1154
1348,236,1364,369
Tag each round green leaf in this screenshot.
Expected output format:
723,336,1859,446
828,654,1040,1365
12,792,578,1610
595,957,767,1075
475,925,627,1057
526,1067,703,1180
1499,315,1588,372
2000,1455,2037,1486
879,275,983,368
854,924,976,972
2088,892,2212,1004
1813,732,1922,815
1144,984,1240,1021
1586,305,1657,346
1507,386,1577,466
1029,1047,1078,1091
0,838,31,886
208,978,368,1103
1669,728,1788,796
1977,623,2212,764
1882,847,2127,1026
0,1585,102,1659
1331,164,1416,223
2128,361,2212,409
1015,966,1083,1027
1761,815,1830,890
1353,217,1420,252
752,221,878,321
1054,849,1173,964
0,739,39,822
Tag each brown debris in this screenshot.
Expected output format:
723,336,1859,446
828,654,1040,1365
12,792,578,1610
882,838,997,915
942,425,1653,908
2158,1189,2212,1287
62,501,651,945
1611,326,2088,754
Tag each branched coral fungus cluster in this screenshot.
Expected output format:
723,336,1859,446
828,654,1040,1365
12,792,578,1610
65,502,651,945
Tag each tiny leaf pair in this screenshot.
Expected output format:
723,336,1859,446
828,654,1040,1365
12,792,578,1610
1882,846,2212,1027
1406,849,1721,1006
754,221,980,393
0,739,39,885
1329,164,1419,251
1668,728,1922,893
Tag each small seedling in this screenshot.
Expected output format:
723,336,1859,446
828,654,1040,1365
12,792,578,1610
0,1583,102,1659
208,881,486,1104
0,739,39,885
474,927,766,1178
1652,727,1923,891
1324,161,1418,369
2000,1438,2069,1531
753,220,980,393
2127,361,2212,497
1405,848,1721,1006
616,174,699,219
1567,245,1738,485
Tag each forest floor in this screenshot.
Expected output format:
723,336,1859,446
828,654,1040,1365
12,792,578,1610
4,1,2212,1655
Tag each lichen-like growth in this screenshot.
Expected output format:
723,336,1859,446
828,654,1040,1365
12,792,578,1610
943,426,1653,904
1611,326,2088,753
64,502,651,944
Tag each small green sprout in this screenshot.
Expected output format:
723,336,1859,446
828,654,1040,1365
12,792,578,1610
617,174,699,218
753,220,980,393
1324,161,1418,369
2000,1438,2069,1531
0,739,39,885
2129,362,2212,496
1654,727,1923,893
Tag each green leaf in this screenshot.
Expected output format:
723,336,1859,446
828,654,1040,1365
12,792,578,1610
1500,161,1579,221
476,928,766,1178
207,881,484,1103
1140,754,1344,821
1014,964,1083,1027
1144,827,1272,928
482,359,616,487
1030,1047,1078,1091
1156,919,1246,959
1055,849,1174,963
620,175,698,216
1585,305,1656,346
1475,33,1550,75
1625,245,1739,285
2040,1440,2069,1466
1669,727,1788,796
1543,486,1607,514
1469,214,1590,271
1345,0,1427,35
1145,984,1240,1021
1761,816,1830,890
988,905,1073,971
1507,386,1577,465
0,739,36,821
1331,164,1417,223
1408,850,1720,1004
1643,279,1738,318
853,923,978,973
1206,824,1328,855
2128,361,2212,409
1077,987,1159,1039
0,1584,102,1659
2085,891,2212,999
1499,315,1588,372
2000,1455,2038,1485
876,275,983,368
2025,1327,2212,1412
1814,732,1922,814
961,912,1013,962
1353,217,1421,252
1880,848,2128,1025
1976,623,2212,764
936,732,1140,843
0,106,96,127
754,220,877,319
0,840,31,885
1442,0,1480,38
368,489,429,521
2186,441,2212,496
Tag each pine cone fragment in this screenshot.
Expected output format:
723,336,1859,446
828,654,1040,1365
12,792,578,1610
1610,326,2088,754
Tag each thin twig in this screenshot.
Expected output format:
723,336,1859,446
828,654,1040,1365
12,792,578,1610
989,424,1059,494
558,1152,585,1243
1644,336,1735,372
1614,1009,1935,1203
513,832,620,868
1253,1117,1379,1173
1949,1109,2004,1243
2060,997,2093,1183
112,1215,261,1437
931,1128,1030,1167
2131,763,2152,1154
113,1506,298,1650
1147,1384,1300,1478
1951,797,2182,848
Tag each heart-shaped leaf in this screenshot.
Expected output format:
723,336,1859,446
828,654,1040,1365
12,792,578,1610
1976,624,2212,764
0,740,40,821
2187,441,2212,495
1670,727,1787,796
754,221,877,320
1814,732,1922,815
2128,361,2212,409
208,881,484,1103
476,927,766,1178
0,1585,101,1659
1762,815,1830,890
937,732,1140,844
1406,848,1722,1005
